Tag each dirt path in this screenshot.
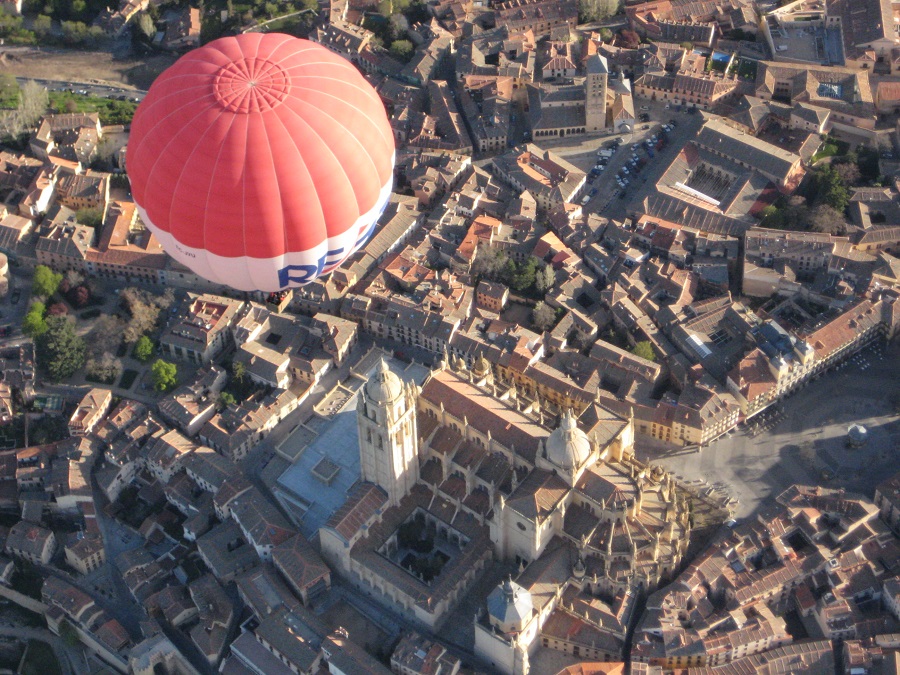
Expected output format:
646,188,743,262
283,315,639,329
0,47,176,90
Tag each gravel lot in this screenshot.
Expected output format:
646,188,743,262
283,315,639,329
0,46,175,90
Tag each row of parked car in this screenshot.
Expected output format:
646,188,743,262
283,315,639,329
582,120,680,204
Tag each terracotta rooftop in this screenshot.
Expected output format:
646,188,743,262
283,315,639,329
323,482,387,542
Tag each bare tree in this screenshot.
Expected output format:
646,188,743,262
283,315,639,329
532,301,557,332
832,161,861,186
807,204,848,235
534,265,556,294
18,80,48,130
0,80,48,140
86,352,123,384
0,109,20,139
578,0,621,22
87,315,125,360
64,270,85,289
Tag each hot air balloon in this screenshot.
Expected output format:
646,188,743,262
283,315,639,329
126,33,395,292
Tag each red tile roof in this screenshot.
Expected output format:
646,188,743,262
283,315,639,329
324,483,387,541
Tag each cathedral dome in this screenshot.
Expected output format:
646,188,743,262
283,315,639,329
487,577,533,632
365,358,403,404
544,410,592,471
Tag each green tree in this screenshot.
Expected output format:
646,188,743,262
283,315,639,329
135,11,155,39
32,14,52,39
32,264,62,298
857,147,880,181
151,359,178,392
37,315,86,381
22,301,47,338
218,391,236,409
232,360,246,383
498,258,518,287
758,204,779,222
75,207,103,229
630,340,656,362
133,335,154,363
532,301,556,331
599,27,613,42
59,619,80,647
60,20,86,45
813,165,850,211
389,39,414,62
511,257,537,293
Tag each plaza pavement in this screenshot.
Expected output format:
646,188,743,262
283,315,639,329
636,340,900,521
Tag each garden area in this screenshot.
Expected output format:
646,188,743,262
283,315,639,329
19,640,61,675
48,92,139,127
11,562,45,601
220,360,268,406
471,249,556,300
119,369,139,391
0,74,19,110
736,58,758,81
759,140,883,236
390,513,458,584
0,413,70,450
810,137,849,163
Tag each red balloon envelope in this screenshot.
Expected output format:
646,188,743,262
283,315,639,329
127,33,395,291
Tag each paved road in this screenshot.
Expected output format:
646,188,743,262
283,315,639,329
0,625,78,675
14,76,147,101
88,471,148,638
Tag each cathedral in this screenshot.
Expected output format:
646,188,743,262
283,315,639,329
318,354,691,674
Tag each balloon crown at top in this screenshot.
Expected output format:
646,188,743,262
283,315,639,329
213,57,291,114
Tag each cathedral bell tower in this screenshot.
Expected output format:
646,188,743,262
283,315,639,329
585,54,609,132
357,358,419,506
